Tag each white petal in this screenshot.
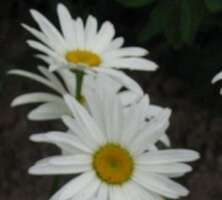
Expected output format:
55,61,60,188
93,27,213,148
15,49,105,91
50,171,95,200
28,102,69,121
103,47,148,60
30,9,66,53
64,95,106,144
93,21,115,53
22,23,50,47
11,92,62,107
57,3,76,48
83,85,107,134
47,154,91,166
137,149,200,165
75,17,85,49
95,68,143,96
71,177,100,200
35,54,52,64
29,155,91,175
121,95,149,146
57,68,76,96
212,71,222,83
27,40,63,61
8,69,64,94
97,184,108,200
38,66,66,94
111,187,126,200
123,181,161,200
136,163,192,174
119,90,141,106
106,57,158,71
160,134,170,147
85,15,98,50
83,73,122,94
62,115,100,151
133,171,189,199
30,132,92,153
104,37,124,52
130,108,171,154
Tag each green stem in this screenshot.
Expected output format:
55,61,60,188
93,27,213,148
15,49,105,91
50,176,60,197
75,70,84,102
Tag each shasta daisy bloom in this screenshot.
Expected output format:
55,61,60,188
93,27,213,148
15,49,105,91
29,90,200,200
23,3,158,74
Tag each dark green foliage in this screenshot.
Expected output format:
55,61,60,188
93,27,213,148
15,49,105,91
139,0,206,48
115,0,154,8
205,0,222,12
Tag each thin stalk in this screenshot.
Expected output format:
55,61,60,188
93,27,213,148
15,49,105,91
50,176,60,197
75,70,84,102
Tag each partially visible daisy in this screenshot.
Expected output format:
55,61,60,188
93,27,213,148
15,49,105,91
23,3,158,74
9,66,141,120
212,71,222,95
29,89,200,200
9,66,170,146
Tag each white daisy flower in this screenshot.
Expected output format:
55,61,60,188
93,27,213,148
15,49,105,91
29,90,200,200
23,3,158,74
212,71,222,95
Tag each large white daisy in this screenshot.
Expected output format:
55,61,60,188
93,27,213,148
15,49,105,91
29,89,199,200
23,3,158,74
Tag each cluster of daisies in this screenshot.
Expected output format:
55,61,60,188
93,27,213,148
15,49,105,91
10,3,200,200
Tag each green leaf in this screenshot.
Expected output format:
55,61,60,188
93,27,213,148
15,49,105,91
180,0,205,44
138,2,170,42
205,0,222,13
115,0,154,8
163,0,204,48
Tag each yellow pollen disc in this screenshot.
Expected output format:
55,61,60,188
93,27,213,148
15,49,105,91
65,49,101,67
92,143,134,185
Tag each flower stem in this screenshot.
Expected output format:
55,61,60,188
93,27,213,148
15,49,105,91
50,176,59,197
75,70,84,102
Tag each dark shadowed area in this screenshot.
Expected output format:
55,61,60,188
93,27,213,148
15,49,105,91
1,0,222,199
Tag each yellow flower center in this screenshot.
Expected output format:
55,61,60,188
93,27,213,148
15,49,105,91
65,49,101,67
92,143,134,185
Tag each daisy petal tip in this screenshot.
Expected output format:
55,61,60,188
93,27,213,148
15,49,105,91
30,9,38,17
10,100,17,107
49,65,60,72
180,187,189,197
20,23,27,29
29,134,42,142
194,151,201,160
27,111,36,121
28,166,39,175
212,76,218,84
7,70,15,75
57,3,67,13
63,93,74,104
61,115,71,124
150,62,159,71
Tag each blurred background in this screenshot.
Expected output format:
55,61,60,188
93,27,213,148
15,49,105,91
1,0,222,199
